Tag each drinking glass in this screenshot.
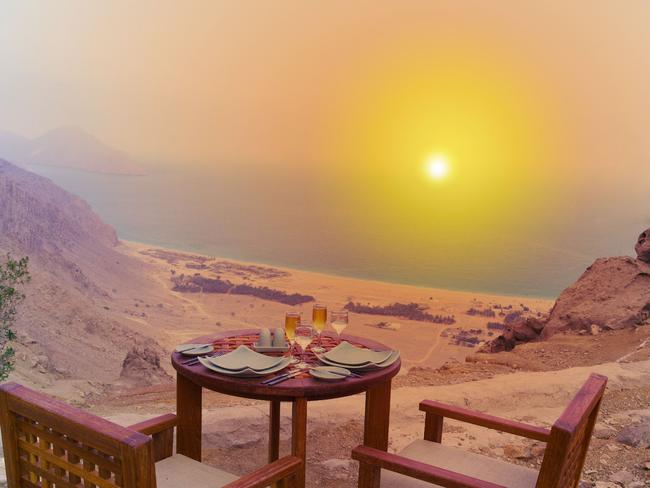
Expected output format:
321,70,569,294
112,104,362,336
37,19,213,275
330,310,349,344
294,324,314,369
285,311,301,364
311,304,327,353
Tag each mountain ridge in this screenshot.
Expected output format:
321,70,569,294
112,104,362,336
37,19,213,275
0,126,145,175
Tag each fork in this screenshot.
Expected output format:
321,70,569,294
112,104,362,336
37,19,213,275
182,351,226,366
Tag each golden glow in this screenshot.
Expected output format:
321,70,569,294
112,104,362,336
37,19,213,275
426,155,449,180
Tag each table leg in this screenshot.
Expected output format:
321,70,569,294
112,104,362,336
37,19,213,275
176,372,202,461
359,380,392,488
269,400,285,488
291,398,307,488
269,400,281,462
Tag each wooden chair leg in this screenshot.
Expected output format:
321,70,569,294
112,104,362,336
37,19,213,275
151,427,174,461
291,398,308,487
358,462,381,488
424,412,443,443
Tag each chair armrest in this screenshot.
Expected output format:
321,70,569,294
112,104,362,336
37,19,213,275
223,456,302,488
128,413,177,435
352,445,506,488
419,400,550,442
128,414,177,461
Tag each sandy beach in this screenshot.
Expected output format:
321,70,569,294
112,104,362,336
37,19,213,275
122,240,553,371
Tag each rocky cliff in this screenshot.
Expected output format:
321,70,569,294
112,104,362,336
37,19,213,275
0,159,165,386
483,229,650,352
541,256,650,338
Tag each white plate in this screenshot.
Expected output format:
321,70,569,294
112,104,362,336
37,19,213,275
323,341,393,366
211,345,284,371
176,344,213,356
199,356,291,377
316,350,400,370
309,366,351,381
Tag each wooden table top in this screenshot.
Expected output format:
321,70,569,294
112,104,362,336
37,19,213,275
171,328,401,401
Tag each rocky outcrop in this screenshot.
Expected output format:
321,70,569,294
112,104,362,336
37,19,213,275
541,256,650,338
479,317,546,352
120,345,172,386
635,228,650,263
483,229,650,351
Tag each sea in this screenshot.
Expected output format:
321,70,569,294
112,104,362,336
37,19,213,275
26,163,644,299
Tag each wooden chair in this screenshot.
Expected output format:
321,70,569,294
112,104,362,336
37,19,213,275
352,373,607,488
0,382,301,488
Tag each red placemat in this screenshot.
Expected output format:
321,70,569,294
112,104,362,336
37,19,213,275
211,333,368,378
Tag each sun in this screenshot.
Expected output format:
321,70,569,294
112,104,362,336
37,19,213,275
425,155,450,180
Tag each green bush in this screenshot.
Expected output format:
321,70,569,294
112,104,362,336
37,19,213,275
0,255,30,381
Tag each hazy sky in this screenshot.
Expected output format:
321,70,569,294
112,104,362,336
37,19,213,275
1,1,648,169
1,1,649,295
1,1,649,231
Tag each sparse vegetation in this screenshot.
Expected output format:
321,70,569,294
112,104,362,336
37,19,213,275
344,301,455,324
466,307,496,317
503,310,524,324
0,255,30,380
171,274,314,305
487,321,505,330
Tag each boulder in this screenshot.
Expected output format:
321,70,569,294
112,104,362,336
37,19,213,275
479,317,545,353
635,228,650,263
616,418,650,448
120,345,172,386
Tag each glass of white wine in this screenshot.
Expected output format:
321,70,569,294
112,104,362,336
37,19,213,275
294,324,314,369
330,310,348,344
311,304,327,353
285,311,301,364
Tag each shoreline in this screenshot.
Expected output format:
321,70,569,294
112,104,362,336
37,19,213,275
120,239,559,303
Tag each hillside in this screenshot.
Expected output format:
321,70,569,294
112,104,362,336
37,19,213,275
0,127,145,175
0,159,165,393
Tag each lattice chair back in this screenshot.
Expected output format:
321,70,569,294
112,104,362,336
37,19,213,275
536,373,607,488
0,382,156,488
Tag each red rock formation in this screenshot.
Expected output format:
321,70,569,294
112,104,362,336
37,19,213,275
542,256,650,338
483,229,650,351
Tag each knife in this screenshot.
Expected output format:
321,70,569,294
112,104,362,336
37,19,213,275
261,370,295,384
264,370,302,386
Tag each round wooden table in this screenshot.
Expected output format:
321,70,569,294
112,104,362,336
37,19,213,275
172,329,401,487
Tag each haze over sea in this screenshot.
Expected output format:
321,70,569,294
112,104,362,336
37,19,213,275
26,163,645,299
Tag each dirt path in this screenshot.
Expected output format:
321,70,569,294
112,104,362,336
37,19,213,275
151,268,213,321
401,329,443,366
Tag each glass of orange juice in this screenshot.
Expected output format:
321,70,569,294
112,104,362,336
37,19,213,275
311,304,327,353
285,311,301,364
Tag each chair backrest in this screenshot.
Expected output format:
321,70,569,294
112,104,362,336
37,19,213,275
536,373,608,488
0,382,156,488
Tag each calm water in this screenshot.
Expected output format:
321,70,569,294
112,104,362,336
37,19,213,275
27,164,643,298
